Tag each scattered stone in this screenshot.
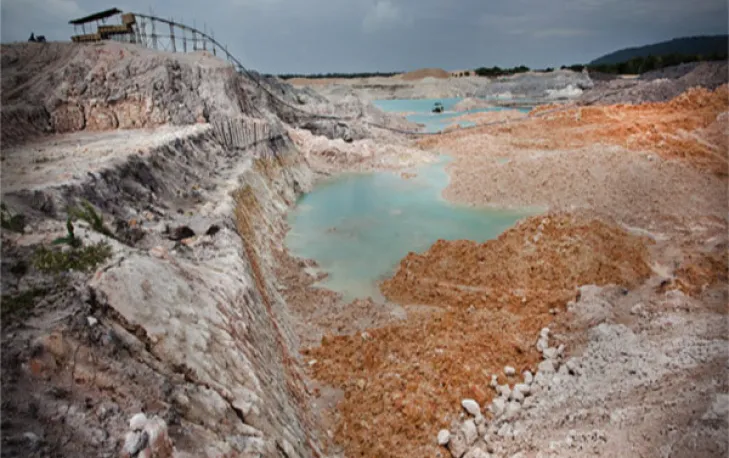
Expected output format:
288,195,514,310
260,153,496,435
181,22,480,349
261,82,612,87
510,389,525,403
523,371,533,385
504,401,521,420
437,429,451,445
123,430,149,456
538,359,556,375
477,421,488,436
497,423,513,438
86,316,98,327
462,420,478,446
514,383,531,397
523,396,535,409
504,366,516,376
464,447,491,458
129,412,148,431
496,384,511,399
489,375,499,388
565,359,582,376
462,399,481,417
490,398,506,417
448,429,469,458
474,413,485,426
542,348,558,360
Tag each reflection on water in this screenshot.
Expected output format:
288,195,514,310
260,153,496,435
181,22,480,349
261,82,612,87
285,158,533,301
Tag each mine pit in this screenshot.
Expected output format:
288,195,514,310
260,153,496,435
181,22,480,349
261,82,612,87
1,21,727,458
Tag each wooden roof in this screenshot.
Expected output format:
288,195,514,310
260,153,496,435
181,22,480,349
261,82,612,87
69,8,122,25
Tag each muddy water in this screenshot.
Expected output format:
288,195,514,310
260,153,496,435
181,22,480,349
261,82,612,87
285,158,533,301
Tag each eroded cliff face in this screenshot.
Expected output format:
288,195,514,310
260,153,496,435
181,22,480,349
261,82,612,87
0,42,332,457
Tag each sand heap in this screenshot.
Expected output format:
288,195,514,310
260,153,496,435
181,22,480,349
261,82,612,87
304,213,652,458
400,67,450,81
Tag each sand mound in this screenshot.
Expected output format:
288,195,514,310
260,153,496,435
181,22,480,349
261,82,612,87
400,68,450,81
305,213,652,458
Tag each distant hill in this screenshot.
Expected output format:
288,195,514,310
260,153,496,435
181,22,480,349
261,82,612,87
590,35,728,65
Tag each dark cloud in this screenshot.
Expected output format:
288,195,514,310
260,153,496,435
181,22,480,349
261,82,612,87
2,0,726,73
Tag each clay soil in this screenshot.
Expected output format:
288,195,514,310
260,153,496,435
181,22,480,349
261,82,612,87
423,85,729,176
296,83,728,458
303,214,654,458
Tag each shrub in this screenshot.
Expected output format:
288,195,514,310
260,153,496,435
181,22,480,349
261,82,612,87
33,242,112,274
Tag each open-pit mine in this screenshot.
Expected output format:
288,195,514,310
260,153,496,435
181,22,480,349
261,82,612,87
1,16,727,458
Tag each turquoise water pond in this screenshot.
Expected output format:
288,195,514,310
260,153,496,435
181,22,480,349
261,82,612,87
372,98,530,133
285,158,533,301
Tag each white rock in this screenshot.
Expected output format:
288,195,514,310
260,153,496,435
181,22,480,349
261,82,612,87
497,423,513,437
464,448,491,458
490,398,506,417
538,359,556,375
504,401,521,420
86,316,98,327
449,430,468,458
123,431,148,456
504,366,516,376
462,420,478,446
557,344,565,356
523,370,534,385
510,389,525,403
534,372,547,386
523,396,535,409
540,327,550,338
477,421,488,436
474,413,485,426
514,383,531,396
461,399,481,417
496,384,511,399
542,348,558,360
437,429,451,445
536,337,549,352
565,359,581,376
129,413,148,431
489,375,499,388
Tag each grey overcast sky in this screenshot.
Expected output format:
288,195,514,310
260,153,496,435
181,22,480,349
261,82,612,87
2,0,727,73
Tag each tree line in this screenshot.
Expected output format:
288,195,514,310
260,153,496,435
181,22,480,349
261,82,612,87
568,52,728,75
272,52,726,80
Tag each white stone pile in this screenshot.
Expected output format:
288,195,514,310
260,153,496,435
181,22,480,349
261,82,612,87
437,327,570,458
122,413,174,458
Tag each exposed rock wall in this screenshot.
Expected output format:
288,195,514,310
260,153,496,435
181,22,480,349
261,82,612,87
2,123,320,457
1,41,328,457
